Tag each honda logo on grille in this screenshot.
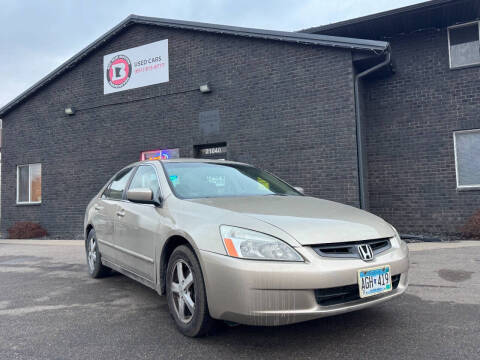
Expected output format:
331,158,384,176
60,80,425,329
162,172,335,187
357,244,374,261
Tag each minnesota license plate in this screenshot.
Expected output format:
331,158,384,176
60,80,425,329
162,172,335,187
358,265,392,298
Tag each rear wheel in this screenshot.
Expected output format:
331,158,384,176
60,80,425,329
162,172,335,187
166,245,217,337
86,229,110,278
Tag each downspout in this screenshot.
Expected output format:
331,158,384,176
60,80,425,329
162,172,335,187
354,47,391,209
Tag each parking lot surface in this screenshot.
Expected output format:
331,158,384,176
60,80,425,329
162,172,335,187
0,239,479,360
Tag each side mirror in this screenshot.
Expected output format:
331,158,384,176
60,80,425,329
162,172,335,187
127,188,162,206
294,186,305,195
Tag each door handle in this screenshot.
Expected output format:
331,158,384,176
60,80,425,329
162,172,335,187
94,206,103,211
116,209,125,217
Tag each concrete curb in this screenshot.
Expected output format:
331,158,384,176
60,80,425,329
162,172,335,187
0,240,84,246
408,240,480,252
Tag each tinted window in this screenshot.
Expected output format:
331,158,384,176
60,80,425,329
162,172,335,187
128,166,161,199
163,162,302,199
107,168,134,200
449,23,480,68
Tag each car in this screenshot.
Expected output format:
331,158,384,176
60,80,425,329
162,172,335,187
84,159,409,337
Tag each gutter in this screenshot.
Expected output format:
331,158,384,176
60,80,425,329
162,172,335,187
354,48,391,209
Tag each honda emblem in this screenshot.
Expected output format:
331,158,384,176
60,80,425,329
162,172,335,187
357,244,374,261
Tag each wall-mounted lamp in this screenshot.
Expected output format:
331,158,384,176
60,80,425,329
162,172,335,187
199,83,211,93
65,107,75,116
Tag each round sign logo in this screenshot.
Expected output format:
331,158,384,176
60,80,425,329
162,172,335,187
106,55,132,88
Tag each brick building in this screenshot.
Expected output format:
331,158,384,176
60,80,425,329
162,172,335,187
0,0,479,239
306,0,480,237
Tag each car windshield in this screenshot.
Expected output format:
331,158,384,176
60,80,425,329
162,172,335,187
163,162,302,199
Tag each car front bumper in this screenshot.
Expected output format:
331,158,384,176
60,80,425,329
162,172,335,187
200,242,409,326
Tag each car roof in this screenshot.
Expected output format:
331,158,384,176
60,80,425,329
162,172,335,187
138,158,251,166
161,158,250,166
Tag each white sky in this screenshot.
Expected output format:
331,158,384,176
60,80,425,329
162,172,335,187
0,0,426,108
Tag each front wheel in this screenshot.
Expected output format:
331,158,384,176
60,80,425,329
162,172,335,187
166,245,217,337
86,229,110,278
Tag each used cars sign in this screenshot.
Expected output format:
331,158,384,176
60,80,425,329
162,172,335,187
103,39,169,94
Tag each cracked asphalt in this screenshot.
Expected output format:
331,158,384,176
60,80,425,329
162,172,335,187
0,240,479,360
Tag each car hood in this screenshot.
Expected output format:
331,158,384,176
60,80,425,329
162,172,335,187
188,196,394,245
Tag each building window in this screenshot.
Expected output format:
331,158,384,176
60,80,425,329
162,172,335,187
448,21,480,69
454,129,480,189
17,164,42,204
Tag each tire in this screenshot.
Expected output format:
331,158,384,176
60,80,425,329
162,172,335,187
166,245,217,337
85,229,110,278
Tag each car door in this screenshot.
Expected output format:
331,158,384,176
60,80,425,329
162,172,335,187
113,165,163,282
95,167,135,263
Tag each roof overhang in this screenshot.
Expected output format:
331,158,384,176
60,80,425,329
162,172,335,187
0,15,389,117
302,0,480,39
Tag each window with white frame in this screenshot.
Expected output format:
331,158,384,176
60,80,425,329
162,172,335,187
454,130,480,189
448,21,480,69
17,164,42,204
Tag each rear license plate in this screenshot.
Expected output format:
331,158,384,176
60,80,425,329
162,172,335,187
358,265,392,298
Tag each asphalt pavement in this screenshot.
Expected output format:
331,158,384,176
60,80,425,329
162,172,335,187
0,239,479,360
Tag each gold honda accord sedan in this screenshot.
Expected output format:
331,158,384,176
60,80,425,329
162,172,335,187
84,159,409,337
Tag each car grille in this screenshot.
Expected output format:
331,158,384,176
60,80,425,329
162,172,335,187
311,238,391,259
314,274,401,306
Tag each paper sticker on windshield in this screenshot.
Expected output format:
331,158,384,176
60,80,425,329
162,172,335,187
207,175,225,187
257,178,270,189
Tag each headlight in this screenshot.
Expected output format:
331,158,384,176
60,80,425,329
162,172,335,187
220,225,303,262
390,225,403,247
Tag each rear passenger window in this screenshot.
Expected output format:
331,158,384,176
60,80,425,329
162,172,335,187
107,168,135,200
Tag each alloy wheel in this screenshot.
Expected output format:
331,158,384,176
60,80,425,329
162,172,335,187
170,260,195,323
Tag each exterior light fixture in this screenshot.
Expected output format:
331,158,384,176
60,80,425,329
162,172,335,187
199,83,211,93
65,107,75,115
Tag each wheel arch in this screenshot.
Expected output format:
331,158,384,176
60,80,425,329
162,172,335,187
159,234,202,295
85,224,94,239
85,224,95,251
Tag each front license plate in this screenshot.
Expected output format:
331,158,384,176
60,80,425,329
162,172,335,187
358,265,392,298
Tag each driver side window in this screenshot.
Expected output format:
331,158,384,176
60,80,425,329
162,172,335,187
128,166,161,200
